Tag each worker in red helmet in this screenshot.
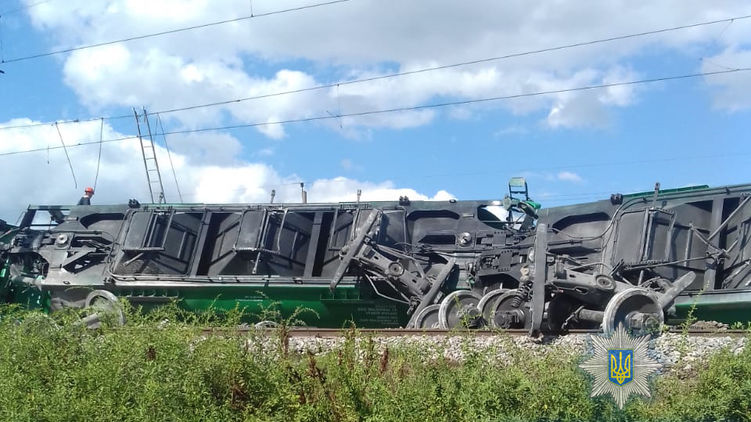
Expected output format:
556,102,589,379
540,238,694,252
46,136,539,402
77,187,94,205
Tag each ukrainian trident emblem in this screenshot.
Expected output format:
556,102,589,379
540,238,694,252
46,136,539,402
580,324,661,409
608,349,632,385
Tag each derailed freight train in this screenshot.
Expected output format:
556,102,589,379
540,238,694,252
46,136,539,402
1,178,750,335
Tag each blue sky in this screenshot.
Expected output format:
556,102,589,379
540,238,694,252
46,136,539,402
0,0,750,221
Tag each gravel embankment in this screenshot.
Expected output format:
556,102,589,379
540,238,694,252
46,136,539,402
247,331,747,375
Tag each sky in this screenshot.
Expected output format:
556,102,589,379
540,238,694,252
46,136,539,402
0,0,750,222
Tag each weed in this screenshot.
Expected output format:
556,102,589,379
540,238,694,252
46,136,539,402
0,306,749,421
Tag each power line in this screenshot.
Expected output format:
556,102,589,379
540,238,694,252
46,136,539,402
0,66,749,158
0,0,352,64
53,122,78,189
148,10,751,118
154,67,751,136
1,12,749,132
0,134,139,156
20,130,750,183
93,117,104,190
0,115,131,132
156,113,183,203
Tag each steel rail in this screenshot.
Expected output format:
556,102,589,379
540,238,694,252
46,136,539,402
193,327,750,338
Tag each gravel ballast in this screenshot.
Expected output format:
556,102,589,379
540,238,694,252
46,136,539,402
246,330,748,376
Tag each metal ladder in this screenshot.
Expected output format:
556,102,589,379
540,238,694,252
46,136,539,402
134,108,167,204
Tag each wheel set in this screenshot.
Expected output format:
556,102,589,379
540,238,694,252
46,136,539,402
413,288,530,330
413,286,666,335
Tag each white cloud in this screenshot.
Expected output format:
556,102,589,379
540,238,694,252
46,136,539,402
0,119,453,220
599,66,640,107
163,132,243,165
493,125,529,137
22,0,751,138
339,158,365,172
701,47,751,111
431,190,457,201
557,171,584,183
540,67,642,128
256,119,286,140
547,92,610,129
188,163,287,203
516,170,584,184
307,177,454,203
254,147,274,157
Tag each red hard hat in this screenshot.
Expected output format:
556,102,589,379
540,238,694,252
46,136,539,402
85,187,94,194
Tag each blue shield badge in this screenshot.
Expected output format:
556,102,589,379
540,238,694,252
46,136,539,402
608,349,633,385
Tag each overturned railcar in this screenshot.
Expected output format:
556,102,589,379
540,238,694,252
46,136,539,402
1,180,750,334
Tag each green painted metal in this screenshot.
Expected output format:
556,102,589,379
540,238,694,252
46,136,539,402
5,275,49,311
524,200,541,210
0,259,9,303
623,184,710,199
120,283,408,328
673,291,751,324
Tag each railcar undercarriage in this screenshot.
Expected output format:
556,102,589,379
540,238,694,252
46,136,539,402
2,179,751,335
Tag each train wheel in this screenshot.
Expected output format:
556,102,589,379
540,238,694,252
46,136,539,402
487,289,531,329
477,288,507,327
254,320,280,329
438,290,482,329
413,304,442,329
602,287,663,336
82,290,126,328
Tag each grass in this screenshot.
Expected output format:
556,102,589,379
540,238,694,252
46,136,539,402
0,305,749,422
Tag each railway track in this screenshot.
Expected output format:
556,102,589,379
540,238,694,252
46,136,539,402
198,327,751,338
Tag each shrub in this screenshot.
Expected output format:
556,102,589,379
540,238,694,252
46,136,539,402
0,307,748,421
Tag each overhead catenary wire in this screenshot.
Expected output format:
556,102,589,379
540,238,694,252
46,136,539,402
0,68,750,203
0,0,352,64
144,67,751,137
93,117,103,190
16,125,744,194
156,113,184,203
1,66,750,158
1,12,750,132
7,111,751,207
53,122,78,189
0,115,131,132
